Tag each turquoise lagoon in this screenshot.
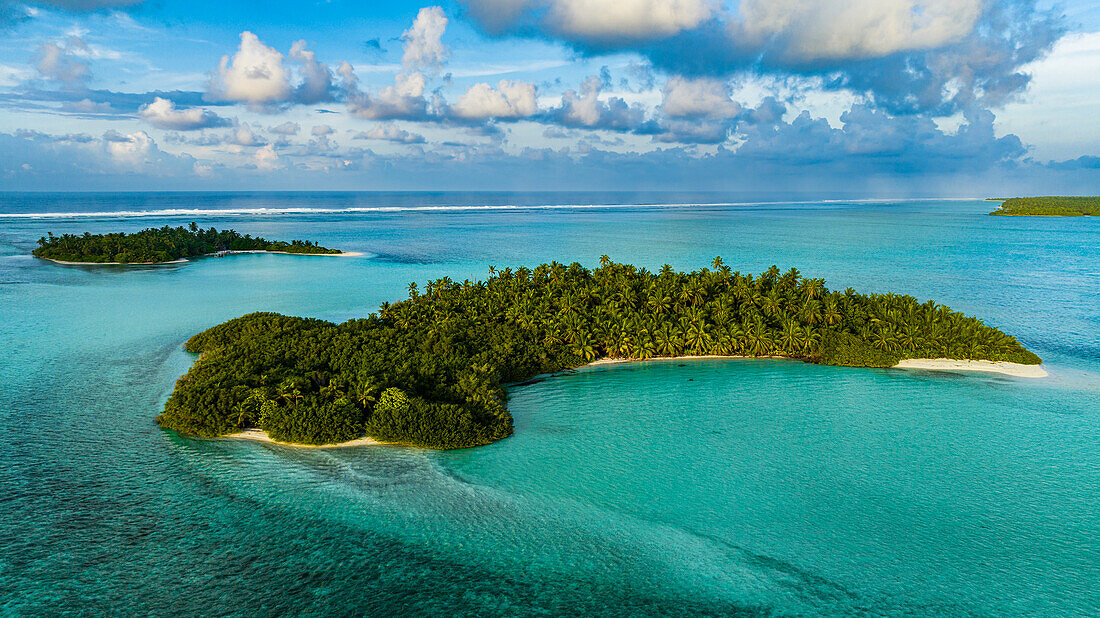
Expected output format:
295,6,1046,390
0,194,1096,615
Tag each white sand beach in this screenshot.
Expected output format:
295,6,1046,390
893,358,1048,378
587,355,1048,378
588,355,785,367
224,428,386,448
216,250,365,257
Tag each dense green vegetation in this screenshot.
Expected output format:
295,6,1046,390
33,223,340,263
158,258,1040,448
988,197,1099,216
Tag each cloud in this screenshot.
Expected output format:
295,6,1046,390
206,31,292,106
34,37,91,84
342,64,430,120
103,129,156,164
462,0,1065,115
164,131,224,146
2,0,145,27
253,144,280,169
736,0,982,62
340,8,453,122
4,119,1095,194
363,38,385,54
0,87,224,116
311,124,334,136
354,122,427,144
453,79,538,120
289,40,334,104
138,97,231,130
462,0,714,43
548,75,647,131
402,6,448,71
268,121,300,135
660,76,738,119
226,123,266,147
727,102,1026,171
60,98,112,113
205,33,345,109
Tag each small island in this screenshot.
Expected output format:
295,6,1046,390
158,258,1042,450
33,223,342,264
988,197,1098,216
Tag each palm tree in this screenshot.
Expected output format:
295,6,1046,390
779,320,802,353
654,323,680,355
685,322,711,355
354,378,380,408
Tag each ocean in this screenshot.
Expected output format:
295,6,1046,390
0,193,1096,615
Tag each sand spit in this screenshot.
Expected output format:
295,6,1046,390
224,428,387,448
893,358,1048,378
588,355,1047,378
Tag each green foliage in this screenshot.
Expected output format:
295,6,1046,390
264,398,363,445
33,224,340,263
988,197,1099,216
158,260,1041,448
818,331,900,367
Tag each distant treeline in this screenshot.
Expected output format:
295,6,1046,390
158,258,1041,449
33,224,341,263
989,197,1098,216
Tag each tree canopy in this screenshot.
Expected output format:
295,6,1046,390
158,259,1041,449
33,224,340,263
988,197,1098,216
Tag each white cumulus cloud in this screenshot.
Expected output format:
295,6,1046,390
552,75,647,130
289,39,333,103
737,0,983,61
206,31,292,106
453,80,538,120
402,6,449,71
462,0,713,41
138,97,230,130
354,123,426,144
660,77,739,119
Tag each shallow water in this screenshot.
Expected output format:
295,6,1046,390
0,195,1097,615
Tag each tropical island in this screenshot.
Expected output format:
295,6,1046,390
158,258,1042,449
988,196,1098,216
33,224,342,264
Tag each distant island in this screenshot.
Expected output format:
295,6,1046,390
33,224,342,264
158,258,1041,449
988,197,1098,216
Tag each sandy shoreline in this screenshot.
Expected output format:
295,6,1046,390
42,257,190,265
225,355,1045,450
588,355,1047,377
588,355,785,367
224,428,387,448
893,358,1048,378
219,250,365,257
39,249,363,266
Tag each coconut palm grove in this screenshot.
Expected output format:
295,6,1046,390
157,257,1041,448
33,225,340,264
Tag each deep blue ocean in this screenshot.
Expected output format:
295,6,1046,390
0,193,1096,616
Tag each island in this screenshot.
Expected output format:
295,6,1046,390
33,224,342,264
988,196,1098,216
157,258,1042,450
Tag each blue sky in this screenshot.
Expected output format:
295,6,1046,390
0,0,1097,193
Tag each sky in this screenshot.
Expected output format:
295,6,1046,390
0,0,1097,194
